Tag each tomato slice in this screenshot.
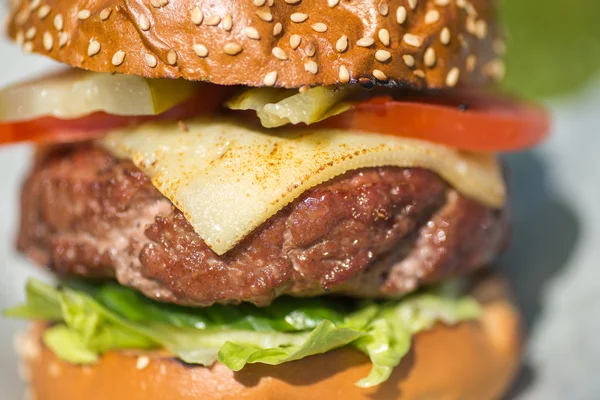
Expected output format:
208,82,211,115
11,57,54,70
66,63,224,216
0,86,549,152
0,86,235,146
319,90,551,152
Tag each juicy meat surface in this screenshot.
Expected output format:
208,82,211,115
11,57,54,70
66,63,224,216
18,145,509,306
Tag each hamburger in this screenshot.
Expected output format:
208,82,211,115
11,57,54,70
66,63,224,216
1,0,550,399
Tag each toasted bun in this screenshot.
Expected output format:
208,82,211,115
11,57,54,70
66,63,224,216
8,0,504,88
17,275,521,400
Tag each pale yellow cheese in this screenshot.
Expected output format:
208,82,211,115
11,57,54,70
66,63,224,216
100,119,505,255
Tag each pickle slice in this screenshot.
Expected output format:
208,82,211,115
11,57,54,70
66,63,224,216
226,86,352,128
0,69,202,122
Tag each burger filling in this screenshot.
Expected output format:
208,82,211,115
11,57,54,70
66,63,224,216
17,145,507,306
3,70,548,387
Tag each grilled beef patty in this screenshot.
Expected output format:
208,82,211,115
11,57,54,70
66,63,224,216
18,145,508,306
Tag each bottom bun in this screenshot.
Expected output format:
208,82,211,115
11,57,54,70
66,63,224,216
17,275,521,400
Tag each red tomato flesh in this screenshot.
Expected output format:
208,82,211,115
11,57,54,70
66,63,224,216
320,90,550,152
0,88,550,152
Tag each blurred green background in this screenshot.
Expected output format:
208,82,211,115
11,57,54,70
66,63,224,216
501,0,600,99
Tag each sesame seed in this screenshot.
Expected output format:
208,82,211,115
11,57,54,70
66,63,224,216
53,14,63,30
424,47,436,67
299,85,310,93
304,61,318,74
425,10,440,24
139,15,150,31
328,0,339,7
77,9,90,20
290,34,301,49
375,49,391,62
191,7,203,25
222,14,232,31
167,49,177,65
445,67,460,87
434,0,450,5
111,50,125,66
100,8,111,20
253,0,266,6
15,31,24,45
22,41,33,53
256,10,273,22
493,39,506,55
264,71,278,86
15,10,30,26
378,29,390,46
267,0,274,6
311,23,327,32
373,69,387,81
466,54,476,72
413,69,425,78
464,14,474,31
58,31,68,47
474,19,487,39
273,22,283,35
245,27,261,40
403,34,422,47
136,356,150,370
159,364,167,375
272,47,288,60
145,54,158,68
304,42,316,56
378,3,389,16
440,27,451,45
339,65,350,83
28,0,40,11
223,42,242,55
284,0,301,3
335,35,348,52
34,32,55,51
205,15,221,26
37,5,51,20
356,37,374,47
193,43,208,57
396,6,407,24
408,0,417,10
456,0,467,7
25,27,36,40
42,31,53,51
290,13,308,23
402,54,415,67
484,59,506,81
458,33,468,48
87,40,100,56
465,2,477,16
151,0,169,8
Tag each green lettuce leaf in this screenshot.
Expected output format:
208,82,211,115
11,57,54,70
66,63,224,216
5,278,480,388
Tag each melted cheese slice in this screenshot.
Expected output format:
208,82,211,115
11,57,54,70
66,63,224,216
100,119,505,255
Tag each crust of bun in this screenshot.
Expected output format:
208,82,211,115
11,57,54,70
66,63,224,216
8,0,504,88
17,275,521,400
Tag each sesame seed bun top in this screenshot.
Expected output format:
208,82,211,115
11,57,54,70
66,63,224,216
7,0,505,89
